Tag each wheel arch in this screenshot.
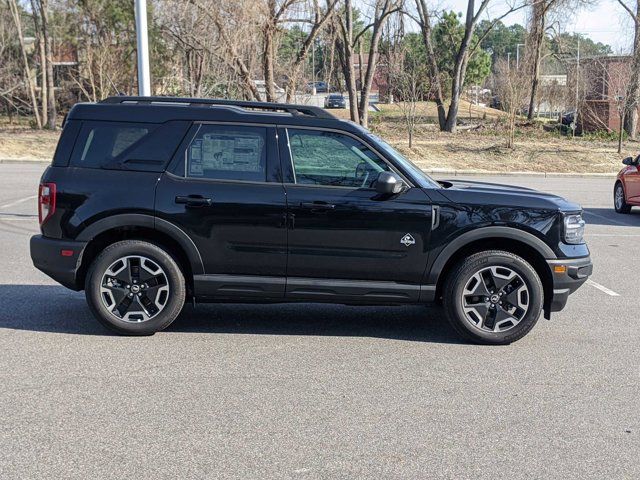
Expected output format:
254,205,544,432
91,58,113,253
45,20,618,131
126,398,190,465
76,214,204,292
428,227,554,313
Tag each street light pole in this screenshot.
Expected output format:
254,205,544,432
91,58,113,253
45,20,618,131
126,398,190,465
135,0,151,96
574,37,580,138
516,43,524,69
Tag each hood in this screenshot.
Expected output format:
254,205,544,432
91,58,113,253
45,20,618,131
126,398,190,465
437,179,582,212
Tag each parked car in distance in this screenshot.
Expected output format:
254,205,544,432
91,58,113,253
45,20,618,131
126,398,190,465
306,81,329,93
324,94,346,109
614,154,640,213
31,96,592,344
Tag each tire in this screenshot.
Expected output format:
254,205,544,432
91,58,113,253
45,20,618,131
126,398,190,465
443,250,543,345
614,182,632,214
85,240,186,335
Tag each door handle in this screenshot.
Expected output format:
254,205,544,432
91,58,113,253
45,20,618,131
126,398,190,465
175,195,213,207
300,201,336,211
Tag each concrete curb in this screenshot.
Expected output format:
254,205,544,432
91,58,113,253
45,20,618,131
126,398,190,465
425,169,618,178
0,158,620,177
0,158,50,165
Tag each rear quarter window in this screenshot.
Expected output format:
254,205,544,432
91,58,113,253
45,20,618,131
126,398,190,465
51,120,81,167
69,121,190,171
71,122,155,169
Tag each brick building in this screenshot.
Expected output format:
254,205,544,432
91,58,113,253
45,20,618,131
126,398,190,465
580,56,633,132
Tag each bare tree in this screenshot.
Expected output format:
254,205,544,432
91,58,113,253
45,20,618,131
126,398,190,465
0,3,25,122
6,0,42,128
334,0,359,122
389,50,428,147
30,0,56,128
525,0,556,121
409,0,525,132
358,0,401,127
335,0,402,127
413,0,445,129
616,0,640,139
185,0,263,101
494,58,529,148
282,0,339,102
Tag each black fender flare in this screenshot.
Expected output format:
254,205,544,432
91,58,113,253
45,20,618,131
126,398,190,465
76,214,204,274
425,226,556,285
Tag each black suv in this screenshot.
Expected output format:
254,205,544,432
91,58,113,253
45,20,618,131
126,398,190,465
30,96,592,344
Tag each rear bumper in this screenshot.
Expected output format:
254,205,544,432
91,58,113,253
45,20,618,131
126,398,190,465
30,235,87,290
546,256,593,316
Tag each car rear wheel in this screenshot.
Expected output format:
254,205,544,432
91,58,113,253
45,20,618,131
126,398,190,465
85,240,185,335
614,182,631,214
443,250,543,345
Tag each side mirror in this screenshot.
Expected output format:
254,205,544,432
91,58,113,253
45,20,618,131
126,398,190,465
622,157,634,166
375,171,404,195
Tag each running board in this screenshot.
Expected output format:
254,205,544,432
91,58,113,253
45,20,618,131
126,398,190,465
193,274,436,304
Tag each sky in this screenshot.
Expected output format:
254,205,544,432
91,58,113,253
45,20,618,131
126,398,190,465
437,0,634,53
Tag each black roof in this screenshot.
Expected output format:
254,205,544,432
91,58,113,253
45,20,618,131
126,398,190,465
67,95,355,131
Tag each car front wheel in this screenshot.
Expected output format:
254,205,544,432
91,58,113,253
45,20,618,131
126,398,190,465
443,250,543,345
614,182,631,214
85,240,186,335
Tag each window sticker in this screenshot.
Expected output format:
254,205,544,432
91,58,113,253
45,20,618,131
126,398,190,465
200,134,263,172
189,139,203,176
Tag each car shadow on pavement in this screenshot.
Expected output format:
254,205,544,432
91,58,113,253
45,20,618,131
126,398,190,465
171,303,465,344
583,207,640,227
0,284,465,344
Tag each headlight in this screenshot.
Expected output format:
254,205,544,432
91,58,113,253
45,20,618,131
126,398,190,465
564,213,585,244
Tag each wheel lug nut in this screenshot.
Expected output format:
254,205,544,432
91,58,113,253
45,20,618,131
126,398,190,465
128,293,133,297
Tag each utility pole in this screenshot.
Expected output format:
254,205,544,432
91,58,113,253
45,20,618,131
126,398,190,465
135,0,151,96
516,43,525,69
574,37,580,138
507,52,511,67
312,36,316,95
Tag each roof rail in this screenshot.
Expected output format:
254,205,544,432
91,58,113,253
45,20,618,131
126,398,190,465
100,96,336,119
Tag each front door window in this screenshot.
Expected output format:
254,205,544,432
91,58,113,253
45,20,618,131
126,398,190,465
287,129,390,188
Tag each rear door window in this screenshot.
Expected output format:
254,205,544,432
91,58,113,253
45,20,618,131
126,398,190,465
185,124,267,182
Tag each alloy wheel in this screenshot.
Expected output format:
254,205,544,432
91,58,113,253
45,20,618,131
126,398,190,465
461,266,530,333
100,255,170,323
615,185,624,210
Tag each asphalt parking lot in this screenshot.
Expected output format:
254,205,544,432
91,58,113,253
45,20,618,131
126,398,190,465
1,163,638,479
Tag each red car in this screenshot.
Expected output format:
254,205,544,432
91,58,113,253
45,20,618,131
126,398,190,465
615,155,640,213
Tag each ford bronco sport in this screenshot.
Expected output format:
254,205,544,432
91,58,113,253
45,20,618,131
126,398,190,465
30,96,592,344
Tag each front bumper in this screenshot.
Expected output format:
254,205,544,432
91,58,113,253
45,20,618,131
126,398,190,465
30,235,87,290
545,256,593,317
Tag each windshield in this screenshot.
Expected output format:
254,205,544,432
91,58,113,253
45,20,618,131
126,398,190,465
359,129,440,188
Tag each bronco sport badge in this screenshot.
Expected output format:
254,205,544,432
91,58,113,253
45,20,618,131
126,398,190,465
400,234,415,246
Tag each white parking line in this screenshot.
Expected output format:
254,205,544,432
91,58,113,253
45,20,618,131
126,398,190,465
585,234,640,237
586,279,620,296
0,195,37,210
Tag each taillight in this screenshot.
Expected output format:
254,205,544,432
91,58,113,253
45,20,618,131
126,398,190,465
38,182,56,225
